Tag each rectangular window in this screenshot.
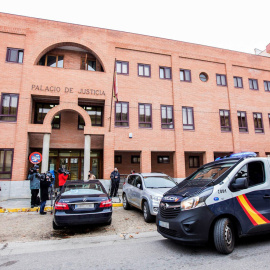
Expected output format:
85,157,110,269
234,76,243,88
249,79,259,90
115,155,122,164
180,69,191,82
116,61,129,75
34,103,60,129
237,111,248,132
189,156,200,168
157,156,170,164
38,55,64,68
216,74,227,86
161,105,174,129
264,80,270,91
182,107,194,130
78,105,103,129
159,66,171,79
131,155,140,164
115,102,129,127
138,64,150,77
6,48,24,63
253,112,264,133
0,94,19,122
0,149,13,179
138,103,152,128
219,110,231,132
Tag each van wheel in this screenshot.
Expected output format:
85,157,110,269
53,220,63,230
143,201,154,223
213,217,235,254
123,194,130,210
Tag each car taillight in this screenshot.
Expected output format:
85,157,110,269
55,202,69,210
100,199,112,208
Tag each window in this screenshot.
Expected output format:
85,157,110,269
253,112,264,133
234,76,243,88
0,94,19,122
78,105,103,129
139,103,152,128
249,79,258,90
131,155,140,164
6,48,24,63
81,59,96,71
159,66,171,79
38,55,64,68
189,156,200,168
161,105,174,129
182,107,194,130
115,102,129,127
199,72,208,82
127,175,135,185
219,110,231,132
115,155,122,164
237,111,248,132
264,80,270,91
34,103,60,129
157,156,170,164
216,74,227,86
233,162,265,190
116,61,129,75
0,149,13,179
138,64,150,77
180,69,191,82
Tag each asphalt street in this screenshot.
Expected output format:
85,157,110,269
1,231,270,270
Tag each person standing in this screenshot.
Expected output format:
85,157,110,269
28,165,40,208
39,174,51,215
110,168,120,197
58,168,68,192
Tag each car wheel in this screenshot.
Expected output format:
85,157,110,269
213,217,235,254
143,201,154,223
123,194,130,210
52,220,63,230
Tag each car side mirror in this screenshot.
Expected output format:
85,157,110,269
231,177,248,190
137,183,142,189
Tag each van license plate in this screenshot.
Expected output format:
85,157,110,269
76,204,94,209
159,221,169,229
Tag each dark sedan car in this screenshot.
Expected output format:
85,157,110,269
53,180,112,229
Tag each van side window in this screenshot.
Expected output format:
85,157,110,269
134,176,142,188
234,161,265,189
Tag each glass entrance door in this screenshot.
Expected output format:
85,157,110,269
59,157,79,180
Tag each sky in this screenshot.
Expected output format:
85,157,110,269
1,0,270,54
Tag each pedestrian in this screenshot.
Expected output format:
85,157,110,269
131,170,135,174
110,167,120,198
28,165,40,208
39,174,51,215
58,168,68,192
88,171,96,180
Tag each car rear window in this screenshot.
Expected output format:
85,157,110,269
62,183,105,196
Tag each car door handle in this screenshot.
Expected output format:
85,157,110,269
263,195,270,199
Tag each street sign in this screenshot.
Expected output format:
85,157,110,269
29,152,42,164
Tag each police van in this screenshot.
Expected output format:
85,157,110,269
156,152,270,254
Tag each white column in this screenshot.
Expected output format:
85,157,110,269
84,135,91,180
41,133,50,173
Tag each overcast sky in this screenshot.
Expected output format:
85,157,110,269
1,0,270,54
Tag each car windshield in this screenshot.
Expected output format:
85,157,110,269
62,183,105,196
143,177,176,188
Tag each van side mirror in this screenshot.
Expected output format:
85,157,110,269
231,177,248,190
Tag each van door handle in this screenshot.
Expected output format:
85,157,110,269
263,195,270,199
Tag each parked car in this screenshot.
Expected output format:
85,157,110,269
122,173,176,222
156,152,270,254
53,180,112,229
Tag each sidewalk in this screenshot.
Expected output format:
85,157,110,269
0,193,123,213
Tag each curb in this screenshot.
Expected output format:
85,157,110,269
0,203,123,213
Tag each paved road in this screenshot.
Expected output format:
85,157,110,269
1,231,270,270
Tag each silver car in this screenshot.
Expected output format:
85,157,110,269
122,173,176,222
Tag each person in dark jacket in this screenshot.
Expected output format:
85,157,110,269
110,168,120,197
39,174,51,215
28,165,40,208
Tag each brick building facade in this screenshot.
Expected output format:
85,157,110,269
1,13,270,199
